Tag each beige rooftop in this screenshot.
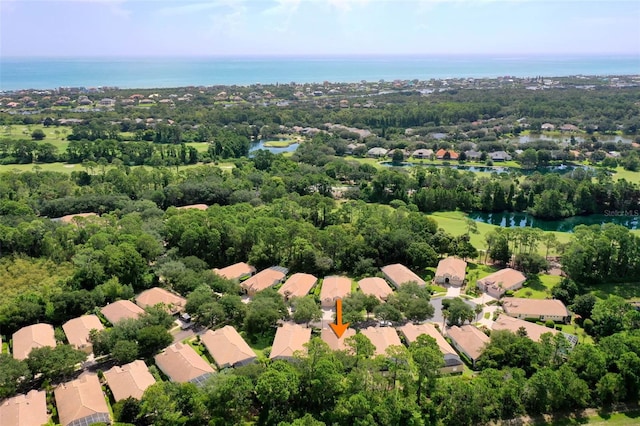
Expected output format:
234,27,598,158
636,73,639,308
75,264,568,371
477,268,526,289
358,277,394,301
435,257,467,283
54,374,111,426
62,315,104,352
270,323,311,360
398,323,457,356
213,262,256,281
321,327,356,351
12,323,56,360
278,273,318,299
241,267,287,294
104,360,156,401
200,326,257,368
154,342,214,383
446,325,490,361
502,297,570,318
101,300,145,324
135,287,187,314
320,276,351,306
492,314,559,342
381,264,426,287
360,327,402,356
0,390,48,426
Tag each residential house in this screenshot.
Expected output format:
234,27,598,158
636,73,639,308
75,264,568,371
212,262,256,282
435,149,459,160
501,298,571,322
398,323,463,373
278,273,318,301
345,143,365,155
240,266,289,296
476,268,527,298
54,374,111,426
101,300,145,325
446,325,490,367
99,98,116,107
560,124,579,132
360,327,403,356
358,277,393,301
380,264,425,288
367,147,388,158
541,123,555,131
269,323,311,361
200,326,257,368
104,360,156,401
62,315,104,354
321,327,356,351
412,149,434,159
154,343,215,385
12,323,56,360
434,257,467,286
489,151,512,162
135,287,187,315
492,314,560,342
320,276,352,308
0,390,49,426
464,150,482,161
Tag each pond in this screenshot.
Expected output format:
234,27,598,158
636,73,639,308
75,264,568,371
468,211,639,232
249,139,299,155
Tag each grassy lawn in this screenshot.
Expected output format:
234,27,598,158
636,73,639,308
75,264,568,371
428,284,446,293
584,282,640,301
530,409,640,425
559,323,594,345
0,161,236,174
186,142,210,153
467,263,499,281
514,274,561,299
263,139,298,147
611,166,640,184
241,332,273,360
428,211,573,257
2,124,69,142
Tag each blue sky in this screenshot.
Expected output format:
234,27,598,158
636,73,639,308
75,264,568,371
1,0,639,57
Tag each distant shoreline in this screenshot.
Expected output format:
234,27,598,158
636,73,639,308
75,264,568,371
2,55,639,92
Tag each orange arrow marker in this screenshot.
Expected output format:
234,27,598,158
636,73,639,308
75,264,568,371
329,298,350,338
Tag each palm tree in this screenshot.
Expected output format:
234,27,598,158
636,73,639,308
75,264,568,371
474,304,484,322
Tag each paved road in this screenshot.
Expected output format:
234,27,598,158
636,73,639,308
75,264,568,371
430,295,477,326
171,324,206,343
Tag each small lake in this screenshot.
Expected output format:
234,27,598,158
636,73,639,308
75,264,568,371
249,139,299,155
469,211,639,232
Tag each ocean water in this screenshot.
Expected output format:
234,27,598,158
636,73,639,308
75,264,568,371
1,55,639,91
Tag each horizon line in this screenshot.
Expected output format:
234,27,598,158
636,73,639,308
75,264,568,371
3,52,640,60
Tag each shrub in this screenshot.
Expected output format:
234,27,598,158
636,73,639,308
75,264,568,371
545,319,555,328
583,318,594,334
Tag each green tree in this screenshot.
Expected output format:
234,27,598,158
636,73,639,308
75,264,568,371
409,334,444,401
31,128,46,141
291,296,322,326
0,354,31,398
26,345,86,382
441,298,474,326
112,339,139,364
